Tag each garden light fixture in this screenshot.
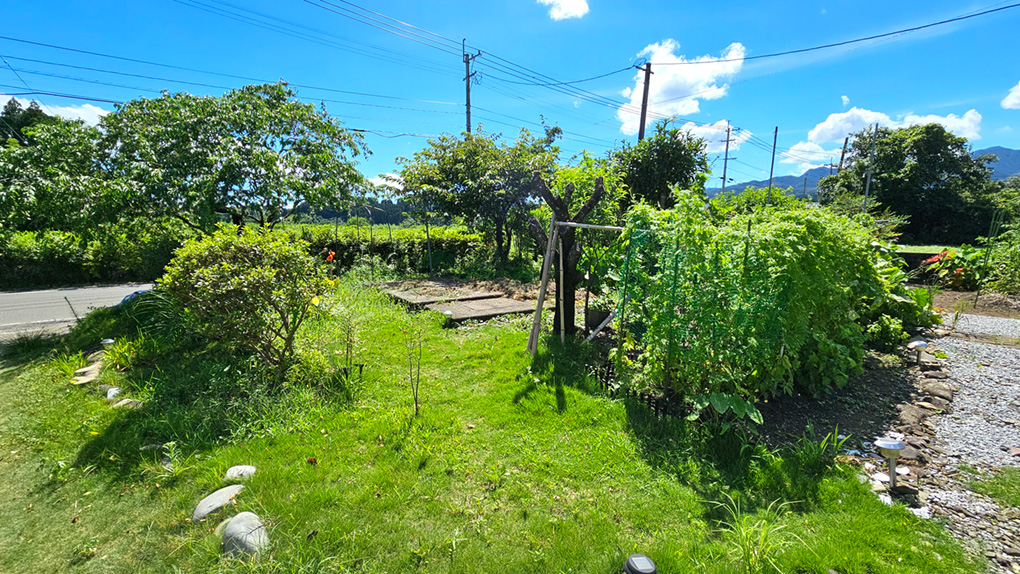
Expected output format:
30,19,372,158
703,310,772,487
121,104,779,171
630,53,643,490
624,554,657,574
906,340,928,364
875,437,904,488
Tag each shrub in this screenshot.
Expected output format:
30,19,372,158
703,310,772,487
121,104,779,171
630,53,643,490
159,225,330,368
989,232,1020,294
920,244,991,290
616,194,925,414
286,223,483,274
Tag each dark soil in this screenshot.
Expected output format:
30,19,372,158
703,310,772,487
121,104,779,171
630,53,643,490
933,289,1020,320
754,352,918,450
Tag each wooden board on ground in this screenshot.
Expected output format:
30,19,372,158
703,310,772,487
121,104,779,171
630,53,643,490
426,297,547,323
380,279,504,306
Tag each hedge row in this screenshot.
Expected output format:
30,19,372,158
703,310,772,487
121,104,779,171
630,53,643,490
285,224,483,273
1,224,484,290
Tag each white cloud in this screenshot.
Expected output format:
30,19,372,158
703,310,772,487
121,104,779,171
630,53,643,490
1,94,109,125
369,173,403,191
780,141,843,173
841,95,850,107
1002,81,1020,110
676,120,751,153
806,106,982,143
536,0,588,20
616,40,745,136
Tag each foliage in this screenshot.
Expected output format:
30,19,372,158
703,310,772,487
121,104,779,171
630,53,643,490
289,223,482,275
865,314,908,352
0,118,118,235
921,245,991,291
617,196,926,407
397,127,560,264
159,225,330,368
402,313,427,416
0,225,186,289
614,119,710,209
710,186,803,217
0,97,57,145
989,238,1020,294
817,123,998,244
105,82,367,232
714,494,798,574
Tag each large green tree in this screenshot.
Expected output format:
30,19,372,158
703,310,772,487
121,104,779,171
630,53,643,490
614,120,710,209
0,98,56,145
397,127,560,264
104,83,367,232
817,123,997,244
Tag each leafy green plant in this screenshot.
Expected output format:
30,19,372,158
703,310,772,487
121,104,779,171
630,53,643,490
922,245,991,290
159,225,330,369
865,314,907,352
402,314,426,416
714,494,799,574
50,350,86,380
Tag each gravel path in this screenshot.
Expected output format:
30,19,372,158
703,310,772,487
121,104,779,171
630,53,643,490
951,314,1020,340
923,314,1020,572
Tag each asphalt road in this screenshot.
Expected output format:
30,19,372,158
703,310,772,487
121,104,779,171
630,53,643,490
0,283,153,340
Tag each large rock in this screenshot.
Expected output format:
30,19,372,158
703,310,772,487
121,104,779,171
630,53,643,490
112,398,142,409
222,512,268,558
897,405,930,426
74,363,101,377
921,381,954,401
224,465,257,482
105,387,122,402
192,484,244,521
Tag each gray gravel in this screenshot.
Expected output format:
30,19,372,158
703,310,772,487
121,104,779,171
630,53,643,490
932,337,1020,469
949,313,1020,340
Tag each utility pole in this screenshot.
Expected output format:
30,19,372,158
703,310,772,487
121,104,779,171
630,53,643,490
721,123,731,195
829,157,833,177
462,39,480,134
862,123,879,213
766,126,778,204
803,177,808,198
837,136,849,173
637,62,653,141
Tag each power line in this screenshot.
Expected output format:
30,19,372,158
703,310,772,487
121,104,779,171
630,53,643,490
652,2,1020,65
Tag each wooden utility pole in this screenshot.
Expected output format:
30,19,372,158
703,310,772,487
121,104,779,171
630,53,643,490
463,39,479,134
837,136,849,173
862,123,879,213
637,62,653,141
803,177,808,198
766,126,778,204
721,123,731,194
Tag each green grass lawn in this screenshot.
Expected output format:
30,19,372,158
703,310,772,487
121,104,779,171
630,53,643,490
0,283,981,573
970,468,1020,508
895,245,952,254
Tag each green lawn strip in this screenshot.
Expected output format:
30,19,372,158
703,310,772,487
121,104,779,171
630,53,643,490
896,245,952,254
0,287,985,573
969,467,1020,508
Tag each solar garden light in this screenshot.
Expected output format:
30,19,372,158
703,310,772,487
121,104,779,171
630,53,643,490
875,437,905,488
624,554,657,574
906,340,928,364
100,338,115,348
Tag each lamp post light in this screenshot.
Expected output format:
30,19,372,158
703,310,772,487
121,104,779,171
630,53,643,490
875,437,905,488
624,554,657,574
906,340,928,365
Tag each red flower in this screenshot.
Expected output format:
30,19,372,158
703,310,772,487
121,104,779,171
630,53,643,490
326,251,335,262
954,267,964,275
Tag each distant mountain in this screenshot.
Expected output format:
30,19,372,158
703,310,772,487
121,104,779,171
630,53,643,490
709,146,1020,199
973,146,1020,181
706,166,831,199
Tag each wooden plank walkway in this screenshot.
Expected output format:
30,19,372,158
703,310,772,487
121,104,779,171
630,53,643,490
426,297,548,323
379,279,503,307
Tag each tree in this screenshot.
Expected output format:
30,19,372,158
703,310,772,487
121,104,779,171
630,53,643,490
0,118,118,235
0,98,56,146
398,127,560,264
104,83,367,232
527,155,622,336
614,120,710,209
817,123,998,244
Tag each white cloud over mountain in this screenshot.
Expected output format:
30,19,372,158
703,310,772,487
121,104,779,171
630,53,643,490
782,106,983,173
677,119,751,153
536,0,588,20
617,40,744,137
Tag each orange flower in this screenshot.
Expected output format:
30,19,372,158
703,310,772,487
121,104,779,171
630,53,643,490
326,251,335,262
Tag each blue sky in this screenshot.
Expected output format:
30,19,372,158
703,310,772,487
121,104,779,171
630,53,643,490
2,0,1019,187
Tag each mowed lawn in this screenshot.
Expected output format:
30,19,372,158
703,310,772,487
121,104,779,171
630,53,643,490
0,285,980,573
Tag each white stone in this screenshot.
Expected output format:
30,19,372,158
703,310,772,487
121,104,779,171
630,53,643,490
224,465,257,482
222,511,268,558
871,472,891,483
878,493,893,506
192,484,244,521
105,387,122,402
112,398,142,409
896,466,910,476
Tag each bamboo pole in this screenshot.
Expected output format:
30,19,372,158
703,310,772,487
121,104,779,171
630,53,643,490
527,220,559,355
